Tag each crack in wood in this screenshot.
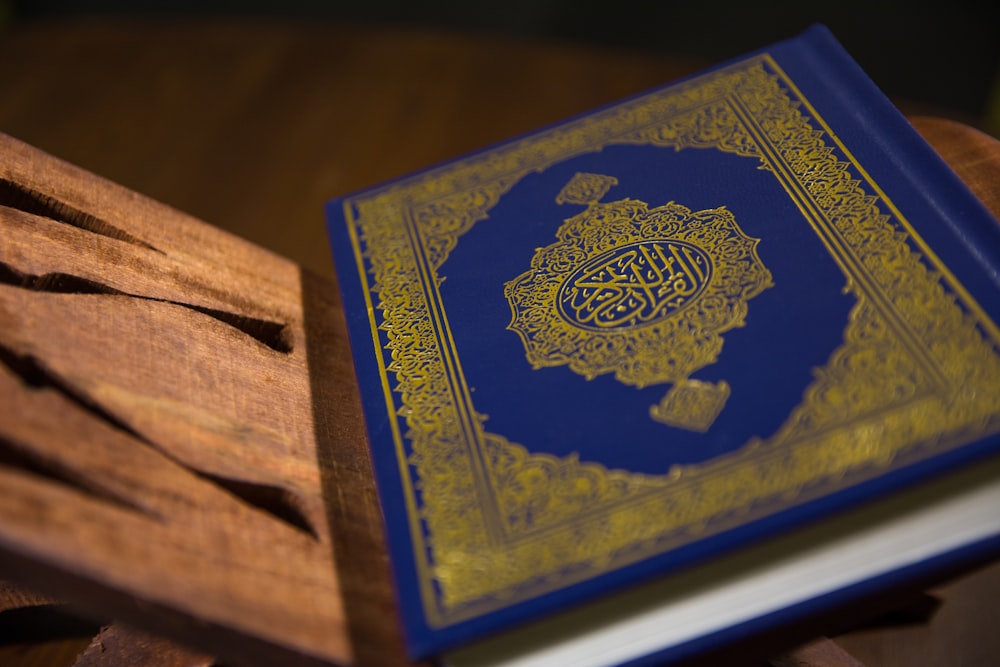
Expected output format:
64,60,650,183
0,434,157,519
200,475,319,540
0,262,292,354
0,178,162,253
0,344,152,442
0,343,318,540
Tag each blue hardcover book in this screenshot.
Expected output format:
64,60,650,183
325,24,1000,667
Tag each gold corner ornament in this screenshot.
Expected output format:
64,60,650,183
504,172,774,431
650,379,732,432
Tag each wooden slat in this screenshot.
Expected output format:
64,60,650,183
0,580,60,614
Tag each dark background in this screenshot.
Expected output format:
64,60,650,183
3,1,1000,136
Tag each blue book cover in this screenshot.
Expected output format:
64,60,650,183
325,24,1000,664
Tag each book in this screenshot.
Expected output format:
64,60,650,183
324,23,1000,667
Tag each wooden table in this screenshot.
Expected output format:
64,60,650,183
0,17,998,667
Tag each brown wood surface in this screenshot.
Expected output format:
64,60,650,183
0,580,60,614
0,17,998,667
72,623,215,667
0,129,377,667
771,638,867,667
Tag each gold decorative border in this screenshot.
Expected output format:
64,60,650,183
343,56,1000,625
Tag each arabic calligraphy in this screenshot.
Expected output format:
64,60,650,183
559,240,711,330
505,172,773,429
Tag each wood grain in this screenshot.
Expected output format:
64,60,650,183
0,580,60,614
771,638,867,667
72,624,215,667
0,130,402,667
911,116,1000,215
